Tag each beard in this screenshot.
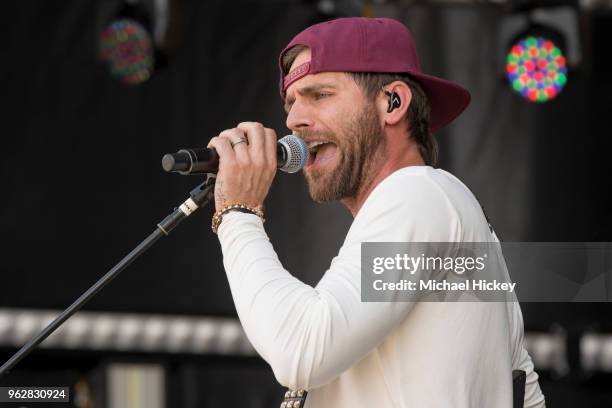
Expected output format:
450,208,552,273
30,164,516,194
299,102,386,203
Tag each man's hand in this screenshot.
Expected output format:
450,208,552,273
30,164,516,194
207,122,278,212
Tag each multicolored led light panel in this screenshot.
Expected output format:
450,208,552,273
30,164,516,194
506,36,568,103
99,18,154,85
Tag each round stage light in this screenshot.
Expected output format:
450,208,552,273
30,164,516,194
99,18,154,85
506,36,568,103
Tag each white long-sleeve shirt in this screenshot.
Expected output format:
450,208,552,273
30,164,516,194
218,166,545,408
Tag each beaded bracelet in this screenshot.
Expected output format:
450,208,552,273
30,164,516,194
211,203,265,234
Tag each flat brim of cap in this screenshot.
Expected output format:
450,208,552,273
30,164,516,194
407,71,471,133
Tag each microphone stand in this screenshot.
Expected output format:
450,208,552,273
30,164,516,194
0,173,217,377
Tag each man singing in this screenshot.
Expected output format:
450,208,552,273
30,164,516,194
207,17,545,408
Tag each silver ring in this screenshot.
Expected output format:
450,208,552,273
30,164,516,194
231,137,248,148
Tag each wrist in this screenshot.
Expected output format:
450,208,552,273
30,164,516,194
211,203,265,234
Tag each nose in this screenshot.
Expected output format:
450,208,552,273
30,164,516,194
285,98,314,132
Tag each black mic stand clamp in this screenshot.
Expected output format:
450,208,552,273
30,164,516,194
0,173,217,377
158,173,216,235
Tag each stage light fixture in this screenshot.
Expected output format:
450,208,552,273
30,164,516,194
505,24,568,103
99,15,155,85
98,0,180,86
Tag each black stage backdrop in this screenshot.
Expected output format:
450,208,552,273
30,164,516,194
1,1,611,326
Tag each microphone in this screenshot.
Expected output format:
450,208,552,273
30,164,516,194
162,135,308,175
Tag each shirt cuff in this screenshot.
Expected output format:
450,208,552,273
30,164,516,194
217,210,264,238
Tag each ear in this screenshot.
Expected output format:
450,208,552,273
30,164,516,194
377,80,412,127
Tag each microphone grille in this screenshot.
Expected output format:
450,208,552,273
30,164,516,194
278,135,308,173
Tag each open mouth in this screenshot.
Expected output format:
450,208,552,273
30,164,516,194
307,141,337,168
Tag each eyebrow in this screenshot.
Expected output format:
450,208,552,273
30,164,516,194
284,83,338,113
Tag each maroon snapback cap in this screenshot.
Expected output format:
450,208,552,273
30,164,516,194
278,17,471,133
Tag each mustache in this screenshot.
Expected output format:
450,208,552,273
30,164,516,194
294,129,338,142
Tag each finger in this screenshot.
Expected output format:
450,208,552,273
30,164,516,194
237,122,265,164
263,127,278,169
218,129,250,164
207,136,236,167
